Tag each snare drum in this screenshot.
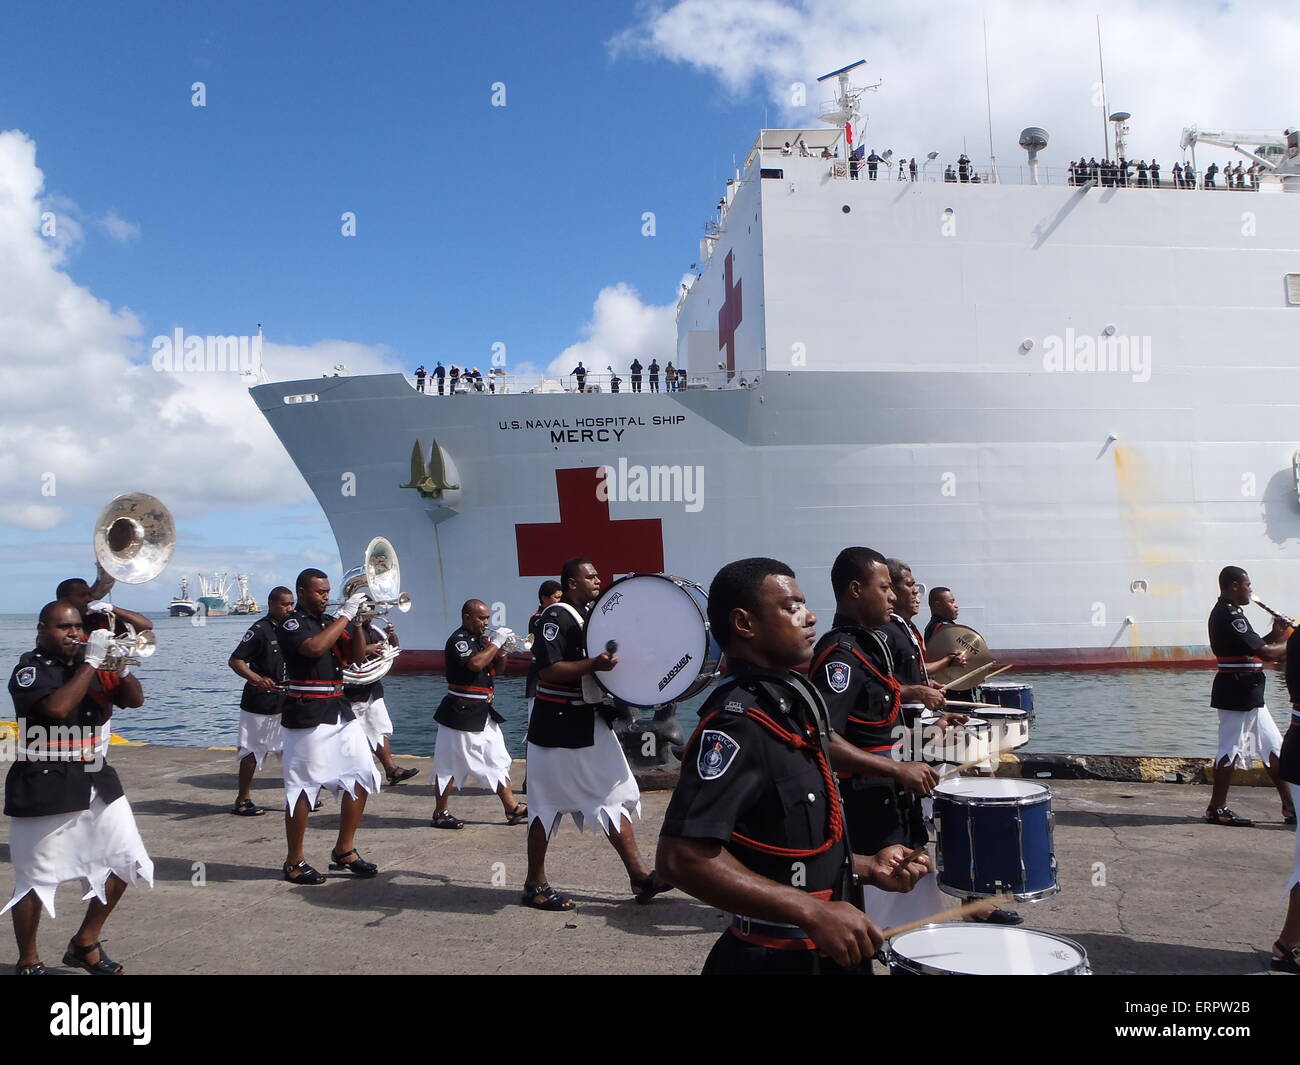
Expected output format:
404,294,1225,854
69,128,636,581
915,715,991,766
584,574,721,708
977,682,1035,719
886,924,1090,975
975,707,1031,751
932,778,1058,902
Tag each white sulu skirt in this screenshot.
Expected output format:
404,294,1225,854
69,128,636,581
1,789,153,919
1288,783,1300,896
350,694,394,752
237,710,284,767
1216,707,1283,769
525,723,641,839
282,717,383,812
434,719,512,795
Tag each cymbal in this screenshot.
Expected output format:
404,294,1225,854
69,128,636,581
927,623,992,685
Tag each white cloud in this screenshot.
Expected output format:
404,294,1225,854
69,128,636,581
0,129,404,532
614,0,1300,173
545,281,680,380
98,208,140,243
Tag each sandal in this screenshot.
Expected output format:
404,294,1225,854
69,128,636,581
386,766,419,786
232,798,266,817
1205,807,1254,827
1272,940,1300,974
630,870,674,905
505,803,529,826
283,860,327,885
63,939,123,976
521,882,575,911
15,962,46,975
329,848,378,878
1283,806,1297,827
431,811,465,830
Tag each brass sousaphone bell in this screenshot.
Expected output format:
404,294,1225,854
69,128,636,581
338,536,411,686
89,492,176,671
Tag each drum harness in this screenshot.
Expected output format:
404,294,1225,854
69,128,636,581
682,667,857,946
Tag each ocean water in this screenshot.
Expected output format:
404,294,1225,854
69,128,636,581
0,613,1291,759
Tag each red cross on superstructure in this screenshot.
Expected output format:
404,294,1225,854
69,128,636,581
515,467,665,580
717,249,742,383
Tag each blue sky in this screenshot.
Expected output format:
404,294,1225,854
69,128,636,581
2,0,1296,613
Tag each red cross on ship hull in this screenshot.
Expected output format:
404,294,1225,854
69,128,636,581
717,249,742,383
516,467,665,580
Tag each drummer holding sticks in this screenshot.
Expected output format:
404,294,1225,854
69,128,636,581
657,557,928,975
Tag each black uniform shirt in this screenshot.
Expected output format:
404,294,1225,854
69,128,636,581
1208,597,1267,711
5,650,124,817
232,616,286,715
435,626,506,733
528,602,596,749
923,617,951,644
810,615,901,752
525,610,544,699
660,662,851,900
342,621,386,703
277,608,356,730
883,615,926,687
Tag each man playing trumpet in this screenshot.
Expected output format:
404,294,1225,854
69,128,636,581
4,601,153,975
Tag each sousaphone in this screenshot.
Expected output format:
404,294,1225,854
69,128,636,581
90,492,175,671
339,536,411,685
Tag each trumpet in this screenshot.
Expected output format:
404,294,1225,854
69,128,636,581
78,625,157,672
1251,595,1298,629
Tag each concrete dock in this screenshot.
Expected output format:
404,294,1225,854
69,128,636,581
1,744,1296,976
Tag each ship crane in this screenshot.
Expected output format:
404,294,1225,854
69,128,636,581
1179,126,1300,191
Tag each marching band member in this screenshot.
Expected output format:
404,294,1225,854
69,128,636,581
1205,566,1291,827
344,616,419,787
522,558,669,911
430,600,527,828
923,586,958,643
1273,625,1300,972
275,569,384,884
882,560,966,682
227,586,294,816
525,580,563,711
56,573,154,636
658,558,925,975
4,601,153,975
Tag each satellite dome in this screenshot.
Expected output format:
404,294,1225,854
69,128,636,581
1019,127,1049,151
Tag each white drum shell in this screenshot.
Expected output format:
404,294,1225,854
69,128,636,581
973,707,1031,751
914,716,991,766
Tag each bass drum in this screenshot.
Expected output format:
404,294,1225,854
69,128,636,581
584,574,722,708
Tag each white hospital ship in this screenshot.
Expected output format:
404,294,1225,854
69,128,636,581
252,66,1300,670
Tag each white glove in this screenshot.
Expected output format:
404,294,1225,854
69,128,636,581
85,599,113,615
83,629,113,669
487,626,514,648
118,662,132,678
337,591,369,621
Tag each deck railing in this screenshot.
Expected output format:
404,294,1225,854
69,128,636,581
403,368,764,396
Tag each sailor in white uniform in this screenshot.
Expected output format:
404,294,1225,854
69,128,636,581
5,601,153,975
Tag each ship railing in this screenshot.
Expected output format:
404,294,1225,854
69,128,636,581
403,369,764,395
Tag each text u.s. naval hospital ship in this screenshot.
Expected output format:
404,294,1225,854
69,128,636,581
252,65,1300,671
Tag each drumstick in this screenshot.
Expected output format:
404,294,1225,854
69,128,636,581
941,660,997,692
935,741,1005,781
976,664,1014,684
881,894,1015,940
943,700,1014,710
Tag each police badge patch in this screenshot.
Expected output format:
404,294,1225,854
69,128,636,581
16,666,36,688
698,730,740,780
455,640,470,654
826,661,851,694
243,630,255,642
542,622,559,643
282,618,300,632
1232,618,1249,634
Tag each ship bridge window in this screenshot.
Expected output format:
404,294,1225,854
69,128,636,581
1286,273,1300,306
760,168,784,179
283,393,319,404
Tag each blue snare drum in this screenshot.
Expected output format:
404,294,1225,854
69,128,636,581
976,682,1035,719
933,778,1058,902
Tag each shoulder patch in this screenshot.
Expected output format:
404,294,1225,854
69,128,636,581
1232,617,1249,634
542,622,559,643
282,618,300,632
724,700,748,714
455,640,470,654
698,730,741,780
243,629,255,642
16,666,36,688
825,661,851,694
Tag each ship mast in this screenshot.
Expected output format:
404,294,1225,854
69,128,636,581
816,59,879,150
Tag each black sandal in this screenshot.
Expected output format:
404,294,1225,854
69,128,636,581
431,811,465,830
521,882,575,911
505,803,529,826
630,870,674,905
232,798,266,816
63,939,123,975
283,860,327,885
1205,807,1254,827
386,767,419,786
1272,940,1300,974
15,961,47,975
329,848,378,877
1283,806,1297,827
